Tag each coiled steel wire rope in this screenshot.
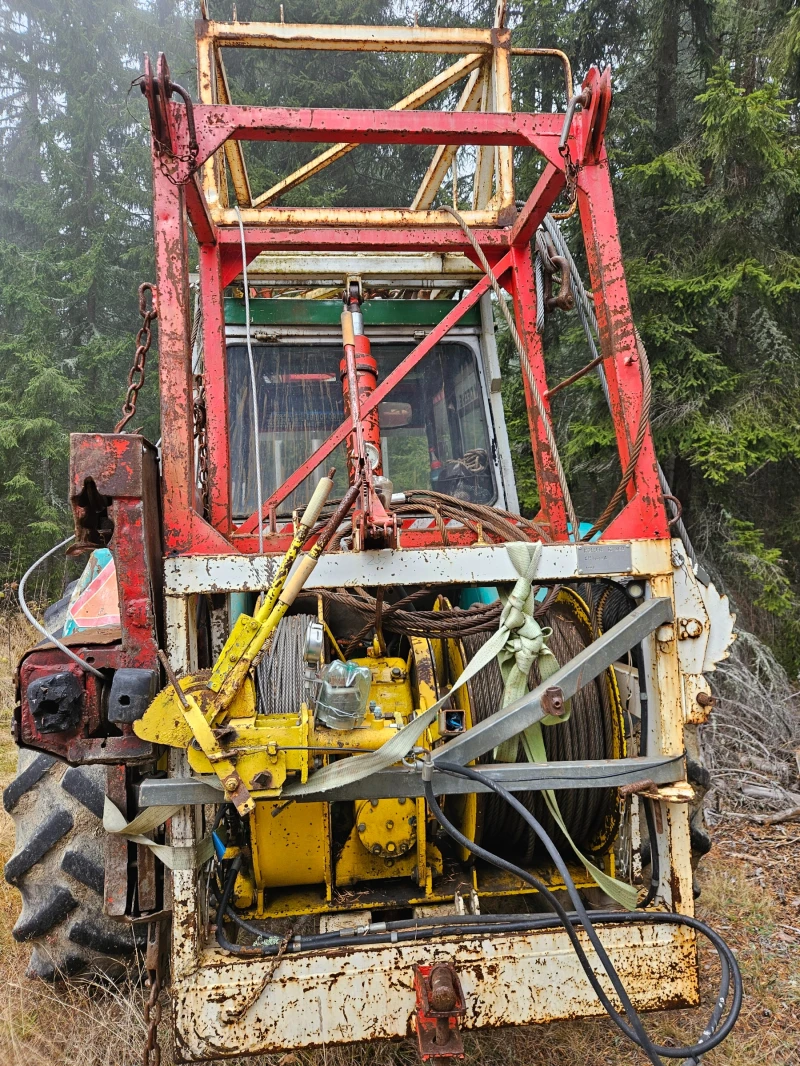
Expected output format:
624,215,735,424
255,614,315,715
461,590,621,865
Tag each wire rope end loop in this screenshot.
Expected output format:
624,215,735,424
558,89,592,154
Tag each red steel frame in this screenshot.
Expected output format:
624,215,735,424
145,57,668,557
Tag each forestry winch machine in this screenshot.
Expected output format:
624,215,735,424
7,11,742,1065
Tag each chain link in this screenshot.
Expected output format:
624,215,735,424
116,283,158,433
143,918,168,1066
559,143,579,205
193,373,209,515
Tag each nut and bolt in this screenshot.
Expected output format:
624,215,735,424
357,822,366,833
223,775,238,793
385,820,394,830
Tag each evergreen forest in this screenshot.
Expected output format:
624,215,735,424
2,0,800,670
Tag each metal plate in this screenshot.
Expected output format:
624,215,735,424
173,923,698,1060
138,755,684,807
225,297,482,328
164,542,668,596
576,543,632,575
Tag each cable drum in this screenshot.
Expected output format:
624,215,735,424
461,590,624,865
255,614,316,715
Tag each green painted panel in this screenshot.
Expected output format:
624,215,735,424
224,297,481,328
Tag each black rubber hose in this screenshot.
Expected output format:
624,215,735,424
212,846,738,1062
430,761,742,1062
636,638,661,909
424,767,663,1065
215,854,245,954
640,795,661,908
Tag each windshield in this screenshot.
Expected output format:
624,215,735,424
227,340,495,518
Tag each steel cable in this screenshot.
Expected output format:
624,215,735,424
442,205,580,540
395,489,551,544
541,215,698,565
255,614,315,715
461,593,619,863
235,205,264,554
323,585,562,656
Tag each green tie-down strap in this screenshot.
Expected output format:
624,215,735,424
491,542,638,911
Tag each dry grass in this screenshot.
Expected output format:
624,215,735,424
704,630,800,820
0,616,798,1064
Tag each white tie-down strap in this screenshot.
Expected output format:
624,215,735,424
281,543,544,799
102,798,214,872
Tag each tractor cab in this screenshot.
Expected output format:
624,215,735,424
223,281,516,519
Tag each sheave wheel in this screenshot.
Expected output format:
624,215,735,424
3,749,144,980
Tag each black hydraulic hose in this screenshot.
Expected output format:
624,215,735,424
640,795,661,908
211,759,738,1060
212,819,739,1062
215,889,732,976
424,768,663,1065
215,854,245,954
636,638,662,909
429,761,742,1063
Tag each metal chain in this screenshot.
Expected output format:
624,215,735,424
143,918,168,1066
193,373,209,514
116,283,157,433
561,145,579,204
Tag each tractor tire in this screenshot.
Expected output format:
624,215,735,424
3,749,144,981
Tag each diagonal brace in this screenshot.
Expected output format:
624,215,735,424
435,596,673,767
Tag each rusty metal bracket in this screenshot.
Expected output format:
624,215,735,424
138,52,198,173
413,962,466,1060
